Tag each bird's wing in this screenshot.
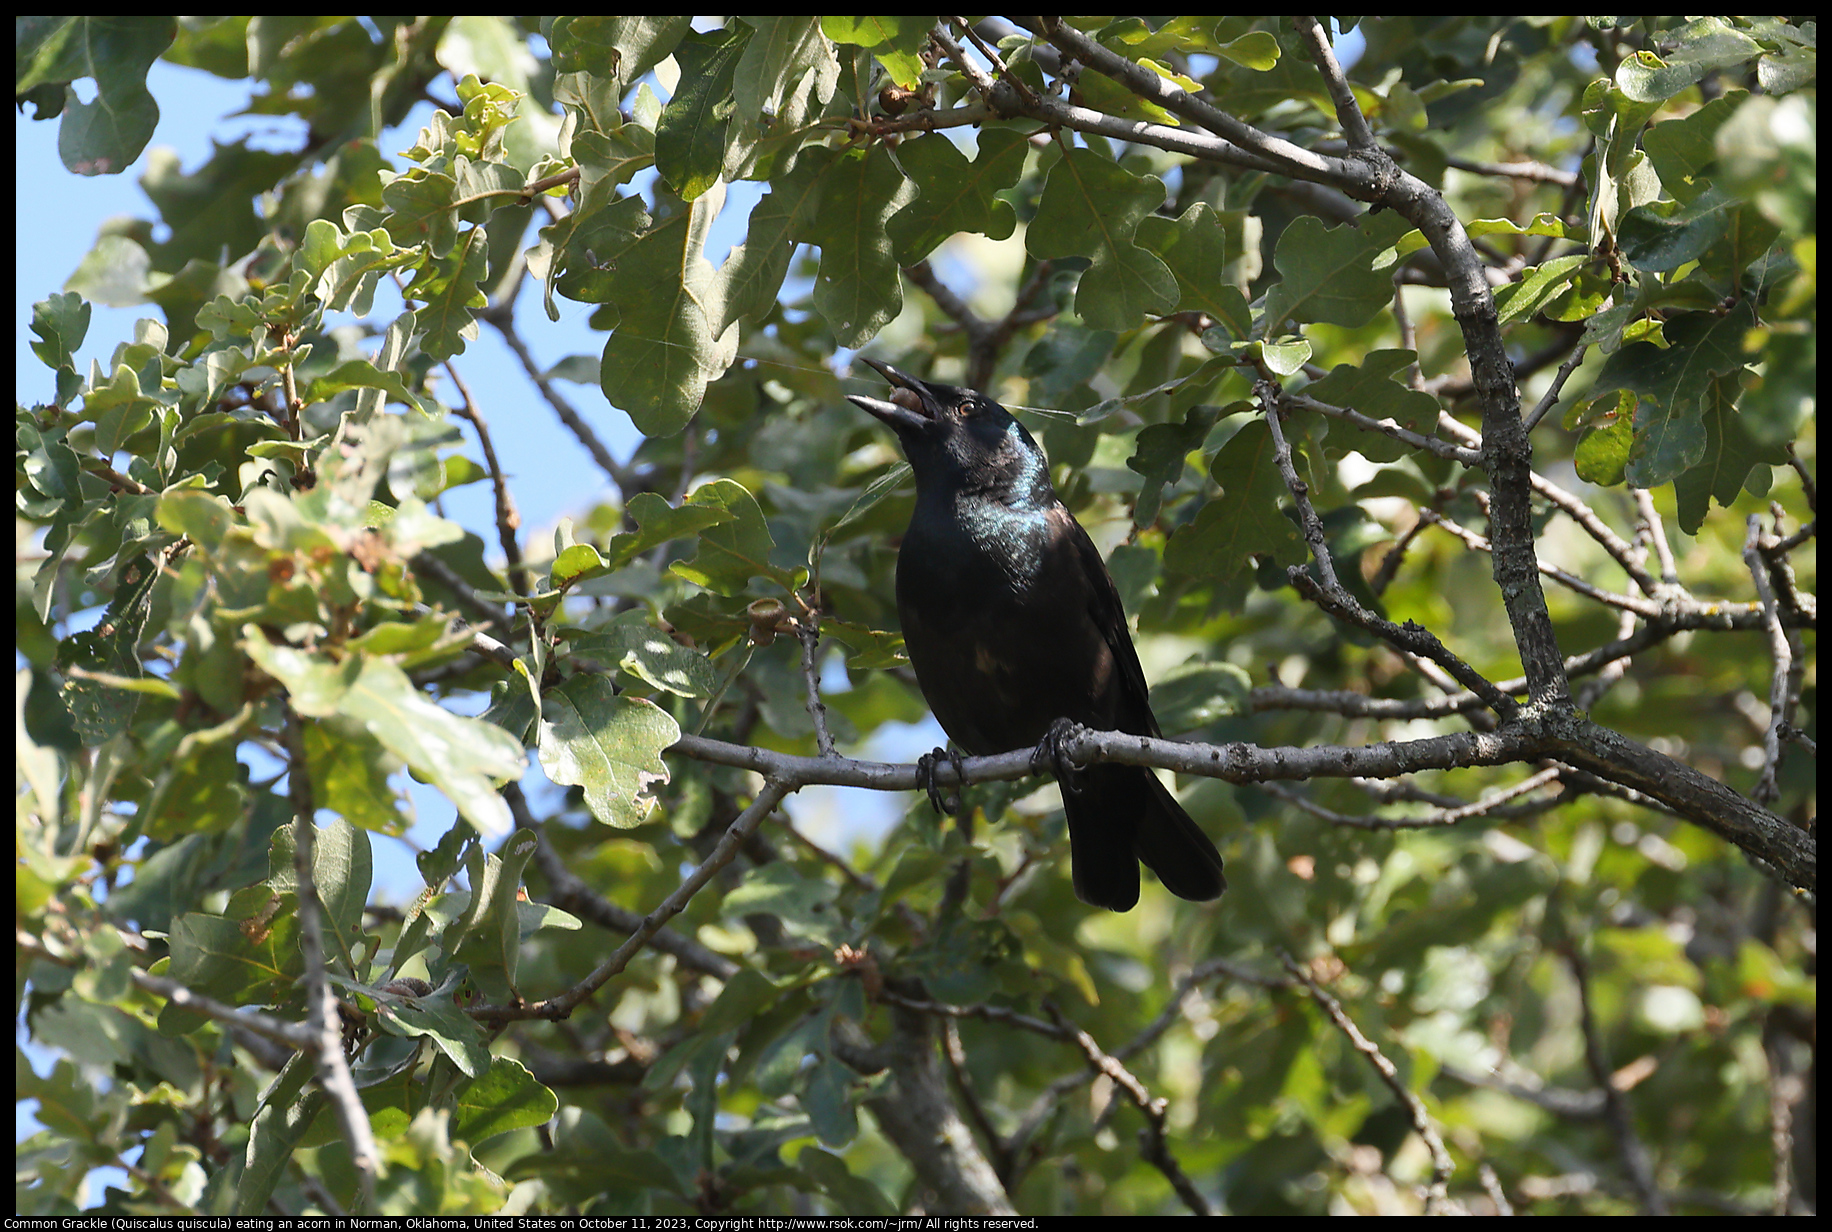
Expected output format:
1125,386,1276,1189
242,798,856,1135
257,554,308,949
1055,504,1163,739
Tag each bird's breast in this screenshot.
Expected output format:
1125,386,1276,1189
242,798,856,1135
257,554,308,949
893,494,1117,754
901,492,1051,599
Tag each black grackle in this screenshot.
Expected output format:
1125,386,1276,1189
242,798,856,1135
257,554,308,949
849,359,1226,911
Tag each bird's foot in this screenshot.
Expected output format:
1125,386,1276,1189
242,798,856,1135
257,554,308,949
916,746,966,815
1031,718,1087,795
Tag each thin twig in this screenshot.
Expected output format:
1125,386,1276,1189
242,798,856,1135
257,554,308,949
1282,952,1456,1214
1438,411,1664,602
1368,513,1432,599
1520,341,1589,433
1572,608,1639,712
1445,155,1580,187
940,1017,1013,1181
1287,393,1482,466
283,711,379,1208
1264,378,1521,719
1562,944,1667,1214
471,779,792,1023
1479,1163,1517,1215
411,550,509,630
1293,17,1379,152
508,782,740,981
1632,488,1680,588
1763,1017,1806,1216
1421,508,1662,616
1743,516,1795,806
1783,444,1816,512
1120,957,1294,1062
1262,765,1564,829
445,360,528,597
482,297,637,492
796,616,837,757
879,990,1069,1040
1043,1000,1212,1216
17,928,314,1052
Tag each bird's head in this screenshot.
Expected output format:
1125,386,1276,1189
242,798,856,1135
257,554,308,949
847,358,1054,508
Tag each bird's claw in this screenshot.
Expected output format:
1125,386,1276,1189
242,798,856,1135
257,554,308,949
1031,718,1086,795
916,746,966,815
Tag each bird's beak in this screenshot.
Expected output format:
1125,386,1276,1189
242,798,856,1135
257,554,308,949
847,357,938,432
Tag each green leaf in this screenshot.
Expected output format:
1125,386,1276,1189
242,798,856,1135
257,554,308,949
697,968,783,1035
1572,399,1633,486
1672,383,1789,533
887,129,1026,264
806,145,911,347
1215,29,1282,70
1028,147,1176,332
1100,16,1224,59
450,1056,560,1146
1263,212,1410,331
18,16,176,176
370,984,493,1078
1136,202,1252,337
820,16,932,88
820,616,906,671
1128,402,1223,527
163,907,300,1015
301,218,409,313
332,655,527,838
601,491,735,571
1462,213,1583,242
802,1056,858,1148
29,292,91,371
1583,302,1755,487
403,223,489,359
547,191,652,308
298,358,421,410
156,489,237,547
243,633,364,717
303,719,412,836
1615,18,1760,105
235,1054,318,1213
536,676,678,828
669,478,794,594
1643,92,1741,205
568,610,720,698
1617,187,1738,273
141,736,250,841
270,817,372,948
733,17,838,128
655,28,749,201
596,187,741,435
1493,254,1588,325
1151,660,1253,732
709,149,827,334
721,863,844,948
1163,420,1304,590
381,167,460,256
1253,337,1312,376
549,15,691,81
1299,351,1443,463
797,1146,895,1216
568,124,657,202
56,554,159,744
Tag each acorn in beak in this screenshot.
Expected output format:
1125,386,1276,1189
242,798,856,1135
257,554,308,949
846,357,943,432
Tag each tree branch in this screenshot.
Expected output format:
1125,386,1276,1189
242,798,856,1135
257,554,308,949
1283,952,1458,1214
283,711,379,1208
